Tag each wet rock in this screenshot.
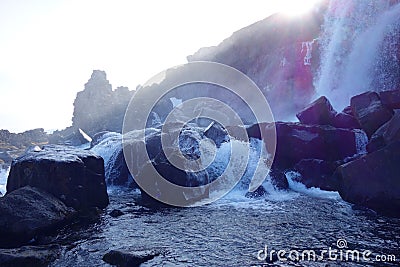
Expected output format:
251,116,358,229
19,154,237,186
294,159,339,191
296,96,337,126
367,111,400,153
0,186,75,248
379,89,400,109
262,122,362,170
6,145,109,210
0,244,60,267
335,141,400,217
204,121,229,148
269,169,289,190
102,249,160,267
245,186,267,198
332,112,361,129
350,91,394,138
90,131,111,148
342,106,354,116
110,209,124,218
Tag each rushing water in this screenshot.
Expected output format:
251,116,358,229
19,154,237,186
316,0,400,111
50,185,400,267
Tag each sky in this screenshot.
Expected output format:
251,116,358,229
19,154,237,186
0,0,320,133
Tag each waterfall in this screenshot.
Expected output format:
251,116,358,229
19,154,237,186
316,0,400,111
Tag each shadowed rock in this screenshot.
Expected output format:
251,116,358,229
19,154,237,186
103,249,160,267
0,186,75,248
350,91,394,138
334,141,400,217
7,145,109,210
0,244,60,267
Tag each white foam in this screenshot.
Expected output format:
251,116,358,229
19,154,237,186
286,171,341,200
90,132,122,164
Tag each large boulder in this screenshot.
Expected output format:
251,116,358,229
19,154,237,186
334,141,400,217
379,89,400,109
6,145,109,210
367,111,400,153
261,122,366,170
350,91,394,138
0,186,75,248
331,112,361,129
296,96,337,126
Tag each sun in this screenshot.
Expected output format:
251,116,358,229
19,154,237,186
277,0,322,16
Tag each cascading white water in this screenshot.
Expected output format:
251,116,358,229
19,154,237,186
316,0,400,111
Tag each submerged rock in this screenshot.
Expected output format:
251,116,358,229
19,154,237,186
350,91,393,138
0,186,75,248
335,141,400,217
7,145,109,210
109,209,124,218
102,249,160,267
0,244,60,267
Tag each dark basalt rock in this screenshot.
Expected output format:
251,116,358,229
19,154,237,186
367,111,400,153
294,159,340,191
6,145,109,210
379,89,400,109
245,186,267,198
90,131,111,148
262,122,362,170
204,121,229,148
0,244,60,267
269,169,289,190
109,209,124,218
0,186,75,248
103,249,160,267
334,141,400,218
350,91,394,138
332,112,361,129
296,96,337,126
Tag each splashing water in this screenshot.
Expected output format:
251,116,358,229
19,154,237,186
0,167,10,195
316,0,400,111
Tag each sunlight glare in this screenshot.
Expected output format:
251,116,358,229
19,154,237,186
277,0,321,16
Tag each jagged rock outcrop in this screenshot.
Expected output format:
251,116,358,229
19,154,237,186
7,145,109,210
72,70,134,135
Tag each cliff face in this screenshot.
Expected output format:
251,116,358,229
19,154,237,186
188,5,327,120
72,70,134,135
